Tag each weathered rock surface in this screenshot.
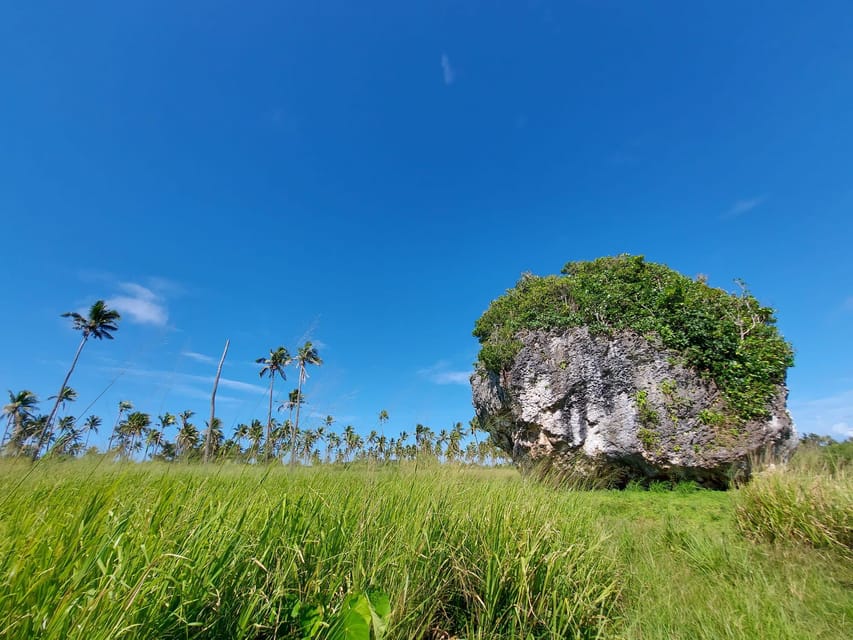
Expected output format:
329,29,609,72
471,328,796,487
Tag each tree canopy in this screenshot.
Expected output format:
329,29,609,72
473,255,794,421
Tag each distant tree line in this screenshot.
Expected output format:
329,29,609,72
2,300,509,465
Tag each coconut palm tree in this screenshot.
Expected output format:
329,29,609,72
48,386,77,412
327,431,341,463
291,342,322,466
446,422,464,463
122,412,150,459
82,414,101,451
176,419,200,459
343,425,358,462
257,347,292,462
52,417,82,457
247,419,264,463
152,413,176,458
3,390,38,454
108,401,133,452
204,417,224,457
144,428,162,460
42,301,120,456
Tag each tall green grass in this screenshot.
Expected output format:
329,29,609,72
734,445,853,554
0,460,850,639
0,462,617,639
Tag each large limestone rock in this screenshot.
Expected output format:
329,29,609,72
471,327,796,487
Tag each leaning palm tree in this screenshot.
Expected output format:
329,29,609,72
107,400,133,452
122,411,150,459
153,413,176,458
291,342,322,466
2,390,39,454
257,347,292,462
81,414,102,451
48,386,77,412
42,301,120,457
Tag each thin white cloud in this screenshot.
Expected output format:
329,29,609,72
108,283,168,327
110,366,268,396
843,297,853,312
441,53,455,85
433,371,472,385
169,384,241,405
181,351,217,365
723,196,766,219
789,389,853,438
218,377,270,394
418,361,472,386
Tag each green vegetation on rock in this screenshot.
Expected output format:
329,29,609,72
473,255,794,421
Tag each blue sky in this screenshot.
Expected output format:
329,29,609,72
1,1,852,445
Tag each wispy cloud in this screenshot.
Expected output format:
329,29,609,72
723,196,766,219
789,388,853,438
181,351,217,365
418,361,472,386
108,283,169,327
441,53,455,85
843,297,853,312
110,367,268,396
169,384,241,405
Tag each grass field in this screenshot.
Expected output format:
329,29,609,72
0,459,850,639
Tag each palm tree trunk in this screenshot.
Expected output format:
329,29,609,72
266,376,274,463
205,339,229,463
39,334,88,459
290,366,305,467
0,417,11,454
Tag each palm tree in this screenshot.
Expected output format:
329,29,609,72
322,415,335,462
176,424,200,458
123,411,151,459
108,401,133,452
257,347,292,462
43,301,120,455
48,386,77,412
343,425,358,462
204,417,224,458
446,422,464,463
367,430,378,461
247,419,264,463
291,342,322,466
82,414,101,451
153,413,176,458
52,417,82,457
327,431,342,463
3,390,38,454
233,423,249,460
280,388,304,426
144,428,162,460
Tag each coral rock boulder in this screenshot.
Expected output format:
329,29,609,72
471,328,794,487
471,255,796,487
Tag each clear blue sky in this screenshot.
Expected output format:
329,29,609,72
2,1,852,444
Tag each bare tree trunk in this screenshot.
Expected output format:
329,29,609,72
39,334,88,459
204,339,229,463
266,376,274,463
290,367,305,467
